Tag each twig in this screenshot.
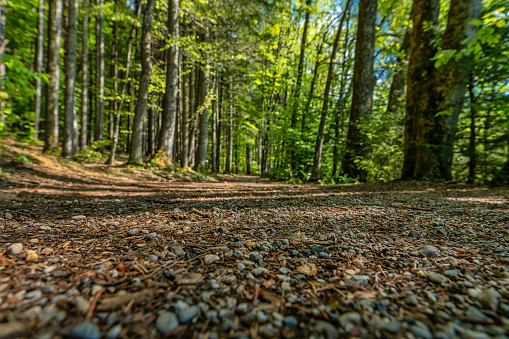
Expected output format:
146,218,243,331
86,288,105,319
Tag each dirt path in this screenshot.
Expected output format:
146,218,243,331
1,161,509,338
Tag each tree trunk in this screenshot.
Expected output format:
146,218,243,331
0,4,5,129
94,0,105,146
403,0,481,180
156,0,179,160
44,0,63,153
80,0,89,149
225,78,233,174
181,54,189,167
211,66,218,172
62,0,78,158
341,0,378,181
186,64,194,166
196,29,210,170
386,29,411,116
34,0,45,139
129,0,155,164
310,0,352,181
246,143,251,175
216,74,224,172
467,77,477,183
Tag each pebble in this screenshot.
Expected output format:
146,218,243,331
25,250,39,262
356,232,367,239
5,212,13,219
127,228,138,236
69,322,100,339
8,243,24,255
156,312,179,334
421,271,447,284
444,269,460,277
475,288,500,311
405,294,419,306
204,254,220,264
283,315,298,326
465,306,487,322
249,252,263,264
147,254,158,261
408,230,421,239
251,267,265,276
72,215,87,220
461,329,491,339
408,323,432,339
314,321,339,339
25,290,42,299
105,325,122,339
279,267,289,275
338,312,361,328
420,245,440,258
178,306,198,323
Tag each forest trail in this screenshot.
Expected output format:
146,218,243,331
1,154,509,338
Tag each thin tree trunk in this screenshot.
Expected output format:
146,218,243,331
225,78,233,173
310,0,351,180
181,54,189,167
129,0,156,164
94,0,105,146
186,64,194,166
34,0,45,139
386,29,411,116
246,143,251,175
211,66,218,172
196,29,210,170
216,74,224,172
147,106,155,156
341,0,378,181
156,0,179,160
467,77,477,183
62,0,78,158
44,0,63,153
0,4,5,129
80,0,89,149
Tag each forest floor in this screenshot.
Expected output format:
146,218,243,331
1,138,509,339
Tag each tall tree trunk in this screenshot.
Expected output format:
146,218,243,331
108,1,140,165
225,78,233,173
34,0,45,139
62,0,78,158
289,0,312,169
44,0,63,153
181,54,189,167
386,29,411,116
94,0,105,146
186,64,194,166
310,0,352,181
211,66,218,172
216,74,224,172
403,0,481,180
0,4,5,129
129,0,155,164
246,143,251,175
341,0,378,181
156,0,179,160
467,77,477,183
80,0,89,149
196,29,210,170
147,105,155,156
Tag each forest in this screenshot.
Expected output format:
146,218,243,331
1,0,507,184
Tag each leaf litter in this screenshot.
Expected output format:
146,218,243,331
0,167,509,338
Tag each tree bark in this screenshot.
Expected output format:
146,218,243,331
80,0,89,149
386,29,411,116
129,0,156,164
310,0,352,181
467,77,477,183
181,54,189,167
341,0,378,181
62,0,78,158
156,0,179,160
225,78,233,174
196,29,210,170
94,0,105,146
34,0,45,139
0,4,5,129
44,0,63,153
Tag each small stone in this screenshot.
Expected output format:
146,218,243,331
105,325,122,339
461,329,491,339
147,254,158,261
5,212,13,219
156,312,179,334
408,230,421,239
69,322,100,339
41,286,54,294
279,267,289,275
171,246,185,256
338,312,361,328
74,296,91,314
444,269,459,277
259,324,278,337
319,252,330,258
465,307,487,322
146,232,157,239
72,215,87,220
405,295,419,306
420,245,440,258
25,290,42,299
356,232,367,239
408,323,432,339
437,228,448,237
26,250,39,262
41,248,54,255
475,288,501,311
127,228,138,236
204,254,220,264
8,243,24,255
420,271,447,284
314,321,339,339
283,316,298,326
249,252,263,264
251,267,266,276
178,306,198,323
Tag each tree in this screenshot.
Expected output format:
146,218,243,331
341,0,378,180
402,0,481,180
80,0,89,149
62,0,78,158
33,0,44,139
196,29,210,170
44,0,63,153
310,0,352,181
155,0,179,161
129,0,156,164
95,0,105,145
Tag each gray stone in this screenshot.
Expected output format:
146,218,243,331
314,321,339,339
444,269,460,277
283,316,298,326
475,288,501,311
408,230,421,239
105,325,122,339
339,312,361,328
405,295,419,306
420,245,440,258
178,306,198,323
249,252,263,264
171,246,186,256
156,312,179,334
147,255,158,261
259,324,278,337
408,323,432,339
465,307,487,322
127,228,138,236
69,322,100,339
8,243,24,255
356,232,367,239
25,290,42,299
204,254,220,264
423,272,447,284
460,329,491,339
279,267,289,275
